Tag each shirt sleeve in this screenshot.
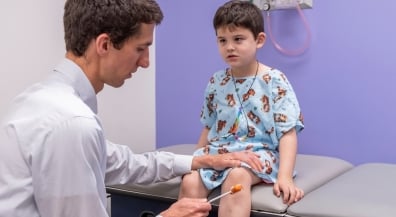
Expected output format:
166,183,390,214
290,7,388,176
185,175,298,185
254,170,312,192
105,141,193,186
32,116,108,217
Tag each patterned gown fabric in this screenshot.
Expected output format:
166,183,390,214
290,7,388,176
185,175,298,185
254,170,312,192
195,68,304,190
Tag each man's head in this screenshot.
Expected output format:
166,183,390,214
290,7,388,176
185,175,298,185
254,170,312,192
64,0,163,56
63,0,163,92
213,0,264,40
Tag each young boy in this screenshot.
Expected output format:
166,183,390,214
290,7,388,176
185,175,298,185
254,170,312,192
178,1,305,216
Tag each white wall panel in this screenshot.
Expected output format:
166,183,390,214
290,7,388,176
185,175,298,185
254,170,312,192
0,0,155,153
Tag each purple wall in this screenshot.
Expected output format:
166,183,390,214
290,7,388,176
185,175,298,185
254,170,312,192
155,0,396,165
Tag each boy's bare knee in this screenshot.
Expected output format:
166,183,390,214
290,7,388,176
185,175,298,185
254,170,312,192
226,167,256,184
179,171,208,198
228,167,251,178
181,171,199,186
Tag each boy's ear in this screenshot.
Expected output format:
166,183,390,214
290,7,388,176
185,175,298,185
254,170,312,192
96,33,111,55
256,32,266,48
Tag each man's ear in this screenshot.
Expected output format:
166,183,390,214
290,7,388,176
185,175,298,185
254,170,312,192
95,33,111,55
256,32,266,48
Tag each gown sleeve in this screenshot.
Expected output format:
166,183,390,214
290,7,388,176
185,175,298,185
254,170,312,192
270,70,304,140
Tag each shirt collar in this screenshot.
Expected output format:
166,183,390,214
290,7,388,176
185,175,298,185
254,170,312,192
53,58,98,114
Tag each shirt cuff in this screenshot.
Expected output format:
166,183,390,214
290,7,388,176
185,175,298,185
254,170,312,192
173,154,193,175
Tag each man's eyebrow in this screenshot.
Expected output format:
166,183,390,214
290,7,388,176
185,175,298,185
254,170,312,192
140,41,153,46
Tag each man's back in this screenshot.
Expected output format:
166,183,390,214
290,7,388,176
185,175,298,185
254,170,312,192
0,71,102,217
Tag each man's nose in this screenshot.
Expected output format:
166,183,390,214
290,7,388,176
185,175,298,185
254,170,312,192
138,49,150,68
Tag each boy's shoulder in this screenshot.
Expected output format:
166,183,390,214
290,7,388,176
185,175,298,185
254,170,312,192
208,69,228,81
261,64,281,75
262,67,287,79
212,68,228,76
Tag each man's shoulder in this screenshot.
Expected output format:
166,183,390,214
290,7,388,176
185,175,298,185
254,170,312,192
6,82,95,127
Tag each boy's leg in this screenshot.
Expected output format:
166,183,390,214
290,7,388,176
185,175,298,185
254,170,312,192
178,170,210,199
218,167,261,217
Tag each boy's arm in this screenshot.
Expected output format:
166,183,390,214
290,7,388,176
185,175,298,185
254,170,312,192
277,128,297,182
274,128,304,204
196,127,210,149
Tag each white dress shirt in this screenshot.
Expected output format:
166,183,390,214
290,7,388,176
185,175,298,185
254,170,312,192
0,58,192,217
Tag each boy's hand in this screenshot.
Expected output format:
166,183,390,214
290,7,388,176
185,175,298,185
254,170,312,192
273,178,304,205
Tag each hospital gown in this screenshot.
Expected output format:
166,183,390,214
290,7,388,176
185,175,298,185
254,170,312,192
195,68,304,190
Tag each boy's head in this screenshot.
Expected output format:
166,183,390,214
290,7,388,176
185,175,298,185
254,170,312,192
63,0,163,57
213,0,264,39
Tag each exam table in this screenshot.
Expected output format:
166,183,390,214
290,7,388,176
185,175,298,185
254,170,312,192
106,144,396,217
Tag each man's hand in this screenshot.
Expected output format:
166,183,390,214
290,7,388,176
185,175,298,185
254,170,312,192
192,150,264,172
273,178,304,205
159,198,211,217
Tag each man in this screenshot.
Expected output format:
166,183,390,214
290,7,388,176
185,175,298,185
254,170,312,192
0,0,263,217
